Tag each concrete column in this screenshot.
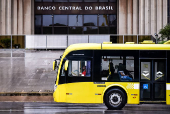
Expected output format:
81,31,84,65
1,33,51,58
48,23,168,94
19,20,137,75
127,0,133,34
18,0,23,35
12,0,18,35
31,0,34,34
23,0,31,34
145,0,151,35
163,0,167,27
7,0,12,35
157,0,163,33
133,0,139,34
139,0,145,34
151,0,157,36
119,0,127,34
1,0,6,35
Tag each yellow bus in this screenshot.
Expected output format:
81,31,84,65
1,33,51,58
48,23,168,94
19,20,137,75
53,41,170,110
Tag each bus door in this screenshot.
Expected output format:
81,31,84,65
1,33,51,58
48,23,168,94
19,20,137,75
140,59,166,101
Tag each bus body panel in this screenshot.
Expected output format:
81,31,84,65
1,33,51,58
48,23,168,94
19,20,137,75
53,82,140,104
166,83,170,105
53,84,66,102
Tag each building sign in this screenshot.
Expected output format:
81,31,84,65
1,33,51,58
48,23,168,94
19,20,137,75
35,2,116,14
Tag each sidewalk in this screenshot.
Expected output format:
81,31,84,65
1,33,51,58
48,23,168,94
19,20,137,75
0,50,64,92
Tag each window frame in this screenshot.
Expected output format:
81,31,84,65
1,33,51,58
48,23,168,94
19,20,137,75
65,57,93,83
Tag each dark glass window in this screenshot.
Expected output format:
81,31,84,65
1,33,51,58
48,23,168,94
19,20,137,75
83,27,98,34
35,27,42,34
84,0,98,2
54,15,67,26
69,15,83,26
43,27,52,34
35,0,42,2
99,27,109,34
54,0,68,2
35,15,41,26
43,15,52,26
84,15,97,26
69,27,83,34
99,0,108,2
109,15,116,26
69,0,83,2
110,0,117,2
110,27,117,34
99,15,108,26
54,27,68,34
43,0,52,2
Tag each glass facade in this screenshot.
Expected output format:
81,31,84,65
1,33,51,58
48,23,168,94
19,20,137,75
35,0,116,2
35,14,117,34
34,0,117,34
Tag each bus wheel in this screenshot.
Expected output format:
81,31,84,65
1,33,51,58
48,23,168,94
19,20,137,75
104,88,126,110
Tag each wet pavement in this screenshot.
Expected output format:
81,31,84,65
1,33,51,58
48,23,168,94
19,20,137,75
0,50,64,92
0,102,170,114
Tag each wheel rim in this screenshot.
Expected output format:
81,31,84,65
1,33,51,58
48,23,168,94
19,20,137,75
109,93,122,106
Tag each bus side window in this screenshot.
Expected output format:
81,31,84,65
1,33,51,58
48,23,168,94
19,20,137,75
68,60,91,77
101,56,134,82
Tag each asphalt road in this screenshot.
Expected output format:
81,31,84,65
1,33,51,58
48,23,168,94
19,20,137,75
0,102,170,114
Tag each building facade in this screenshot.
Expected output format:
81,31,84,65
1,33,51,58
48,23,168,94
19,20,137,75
0,0,169,49
0,0,169,36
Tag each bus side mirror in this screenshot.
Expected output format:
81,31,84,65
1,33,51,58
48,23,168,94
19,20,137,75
53,60,57,70
64,60,69,71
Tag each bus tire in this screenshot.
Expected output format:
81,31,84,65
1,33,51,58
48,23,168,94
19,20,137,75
104,88,126,110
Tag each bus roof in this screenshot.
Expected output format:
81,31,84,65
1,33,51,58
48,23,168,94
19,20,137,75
62,43,170,58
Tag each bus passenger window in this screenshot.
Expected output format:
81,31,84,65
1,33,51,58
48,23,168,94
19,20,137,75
101,56,134,82
68,60,91,77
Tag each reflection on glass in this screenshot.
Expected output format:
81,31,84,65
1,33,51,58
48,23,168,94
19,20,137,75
141,62,151,80
83,27,98,34
43,15,52,26
35,27,42,34
155,61,165,81
138,35,151,43
99,27,109,34
54,27,68,34
43,0,52,2
12,36,25,49
84,0,98,2
35,15,41,26
54,0,68,2
110,27,117,34
99,15,108,26
69,15,82,26
69,0,83,2
99,0,108,2
43,27,52,34
35,0,42,2
54,15,67,26
0,36,11,49
109,0,117,2
124,36,137,44
84,15,97,26
109,15,116,26
69,27,83,34
112,35,123,43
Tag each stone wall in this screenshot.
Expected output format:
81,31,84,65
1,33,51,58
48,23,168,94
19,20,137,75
118,0,167,36
0,0,34,35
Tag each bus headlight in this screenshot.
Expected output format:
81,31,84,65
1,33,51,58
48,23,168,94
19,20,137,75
54,84,57,91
